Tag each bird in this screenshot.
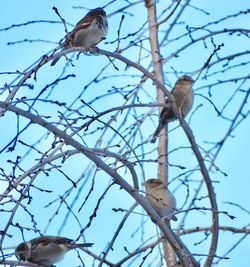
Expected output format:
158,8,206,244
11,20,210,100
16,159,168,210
144,178,177,221
15,236,93,266
51,7,108,66
151,75,194,143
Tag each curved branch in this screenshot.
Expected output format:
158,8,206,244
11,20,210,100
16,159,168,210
4,45,218,266
0,260,41,267
177,226,250,236
0,101,198,267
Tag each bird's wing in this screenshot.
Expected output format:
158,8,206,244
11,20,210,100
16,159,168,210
31,236,73,246
52,237,73,245
74,15,94,31
64,15,93,46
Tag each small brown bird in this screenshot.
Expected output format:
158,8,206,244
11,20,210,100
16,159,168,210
51,7,108,66
144,178,177,221
151,75,194,143
15,236,93,266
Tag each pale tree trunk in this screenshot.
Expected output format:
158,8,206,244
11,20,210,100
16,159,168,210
144,0,177,266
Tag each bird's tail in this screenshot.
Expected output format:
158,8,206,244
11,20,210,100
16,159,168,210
78,243,94,248
163,214,177,223
151,123,164,143
74,243,94,248
51,57,60,66
172,215,177,221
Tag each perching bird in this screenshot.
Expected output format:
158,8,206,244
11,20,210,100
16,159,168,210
15,236,93,266
51,7,108,66
151,75,194,143
144,178,177,221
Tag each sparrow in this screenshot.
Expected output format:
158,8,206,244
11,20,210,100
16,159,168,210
51,7,108,66
144,178,177,221
151,75,194,143
15,236,93,266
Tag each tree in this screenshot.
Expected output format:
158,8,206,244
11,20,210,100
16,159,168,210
0,0,249,266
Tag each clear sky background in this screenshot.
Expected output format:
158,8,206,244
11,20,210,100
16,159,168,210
0,1,249,267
